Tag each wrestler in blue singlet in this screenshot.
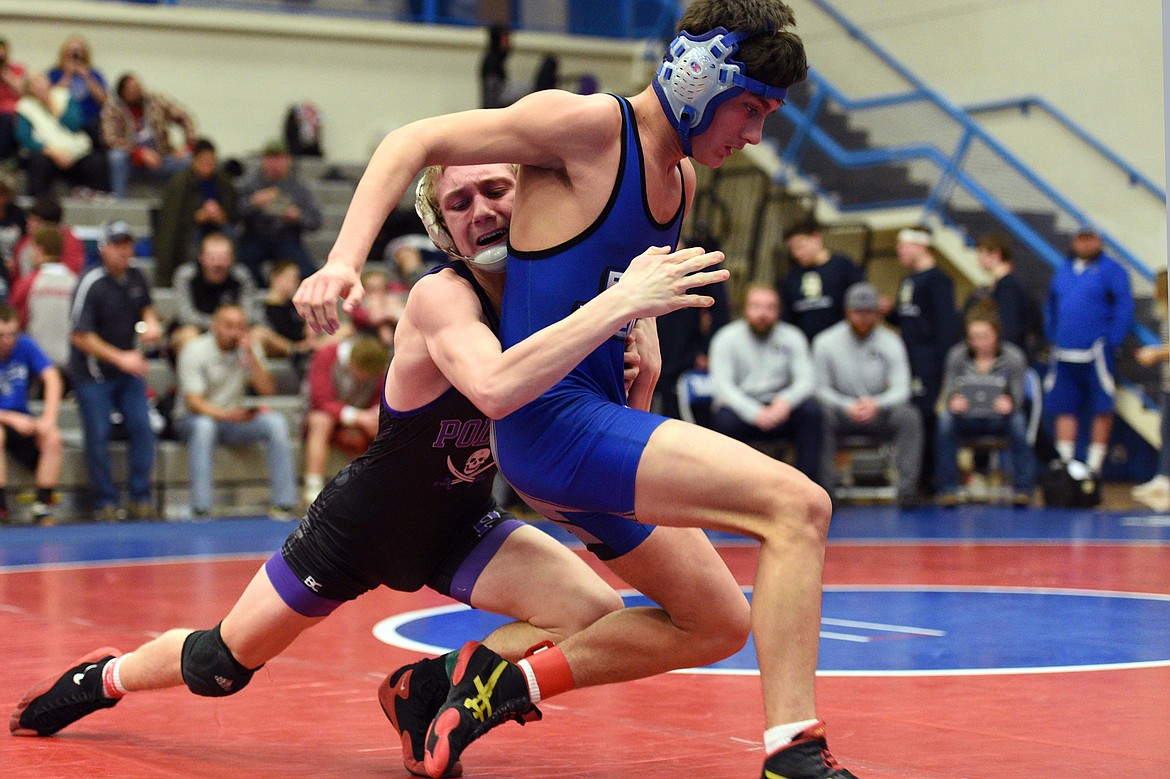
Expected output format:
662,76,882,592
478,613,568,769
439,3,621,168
494,96,684,559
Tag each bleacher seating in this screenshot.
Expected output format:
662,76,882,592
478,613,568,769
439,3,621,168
18,393,347,522
0,157,365,522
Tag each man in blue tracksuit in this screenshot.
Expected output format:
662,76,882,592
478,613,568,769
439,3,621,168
1044,225,1134,474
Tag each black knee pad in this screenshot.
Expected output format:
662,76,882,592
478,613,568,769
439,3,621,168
180,623,260,697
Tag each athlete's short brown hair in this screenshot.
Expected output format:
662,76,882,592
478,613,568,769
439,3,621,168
676,0,808,91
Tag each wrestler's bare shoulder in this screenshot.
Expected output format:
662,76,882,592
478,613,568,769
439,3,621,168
386,268,484,401
507,90,622,158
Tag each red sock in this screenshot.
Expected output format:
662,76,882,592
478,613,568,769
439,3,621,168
516,643,574,704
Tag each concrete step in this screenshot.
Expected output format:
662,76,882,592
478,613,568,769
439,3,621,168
61,198,156,232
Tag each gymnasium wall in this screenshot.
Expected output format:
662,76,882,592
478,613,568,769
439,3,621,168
786,0,1166,266
0,0,648,162
2,0,1163,260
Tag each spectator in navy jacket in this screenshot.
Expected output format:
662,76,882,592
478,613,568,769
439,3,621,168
962,232,1044,363
883,225,960,496
777,218,864,344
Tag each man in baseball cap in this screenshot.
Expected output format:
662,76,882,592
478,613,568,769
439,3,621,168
1045,219,1133,476
69,216,161,522
843,280,880,311
814,280,923,509
101,219,134,246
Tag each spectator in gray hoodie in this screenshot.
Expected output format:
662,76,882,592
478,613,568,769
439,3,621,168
812,281,922,506
709,283,823,485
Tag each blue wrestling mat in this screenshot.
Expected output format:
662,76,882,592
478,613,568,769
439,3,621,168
4,506,1169,678
2,505,1168,569
374,586,1170,676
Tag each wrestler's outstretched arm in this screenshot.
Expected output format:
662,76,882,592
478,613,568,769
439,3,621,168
295,90,615,333
395,245,724,420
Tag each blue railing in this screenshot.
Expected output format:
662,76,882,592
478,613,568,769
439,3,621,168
791,0,1151,273
777,72,1154,275
963,95,1166,203
773,0,1157,353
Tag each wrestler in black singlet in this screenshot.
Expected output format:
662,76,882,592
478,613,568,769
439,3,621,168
277,262,518,606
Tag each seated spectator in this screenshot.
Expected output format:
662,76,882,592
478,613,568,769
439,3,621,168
236,140,322,285
15,72,109,197
68,220,162,522
384,233,441,290
778,218,865,344
963,232,1045,363
0,169,26,269
708,283,823,485
154,137,238,286
301,333,390,504
0,38,27,162
256,261,347,377
48,34,107,148
173,303,297,518
9,225,78,371
101,72,195,200
169,231,259,355
370,204,430,266
812,281,923,507
936,308,1034,507
349,267,401,346
0,304,63,525
8,196,85,284
254,261,316,379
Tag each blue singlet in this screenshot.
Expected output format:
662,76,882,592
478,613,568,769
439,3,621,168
493,95,685,558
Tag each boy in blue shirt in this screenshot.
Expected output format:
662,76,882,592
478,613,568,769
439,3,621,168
0,303,63,524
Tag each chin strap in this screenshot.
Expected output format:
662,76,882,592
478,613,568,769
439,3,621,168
466,245,507,273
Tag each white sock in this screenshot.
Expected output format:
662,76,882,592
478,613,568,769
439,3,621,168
515,658,542,705
764,718,820,755
101,653,132,699
1055,440,1075,463
1087,443,1107,473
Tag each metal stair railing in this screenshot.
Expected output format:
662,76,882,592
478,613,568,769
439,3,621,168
770,0,1159,347
963,95,1166,203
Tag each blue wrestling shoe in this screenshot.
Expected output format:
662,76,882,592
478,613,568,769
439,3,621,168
10,648,122,736
379,657,457,777
423,642,541,778
761,722,857,779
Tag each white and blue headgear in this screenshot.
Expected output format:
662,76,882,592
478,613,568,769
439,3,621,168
415,173,508,274
653,27,788,157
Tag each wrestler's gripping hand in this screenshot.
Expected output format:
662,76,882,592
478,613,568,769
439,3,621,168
615,245,729,319
294,262,366,335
